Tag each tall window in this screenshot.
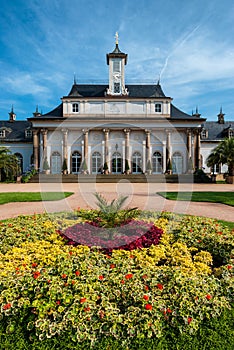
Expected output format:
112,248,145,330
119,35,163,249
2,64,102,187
152,151,162,173
51,152,61,174
72,151,81,173
92,152,102,174
112,152,122,174
113,60,120,72
72,103,79,113
155,103,162,113
132,152,142,174
201,129,207,139
114,83,120,94
172,152,183,174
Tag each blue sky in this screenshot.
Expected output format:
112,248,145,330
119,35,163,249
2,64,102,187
0,0,234,121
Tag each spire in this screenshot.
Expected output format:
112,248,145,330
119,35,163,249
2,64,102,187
33,105,41,117
9,105,16,122
115,31,119,45
74,72,77,85
192,106,201,118
217,106,225,124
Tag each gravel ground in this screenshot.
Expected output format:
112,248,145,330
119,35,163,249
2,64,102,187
0,182,233,222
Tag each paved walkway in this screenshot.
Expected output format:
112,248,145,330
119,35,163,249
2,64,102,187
0,182,233,222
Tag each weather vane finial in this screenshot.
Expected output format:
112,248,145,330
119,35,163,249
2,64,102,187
115,31,119,45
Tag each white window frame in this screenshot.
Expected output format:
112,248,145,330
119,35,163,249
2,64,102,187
25,130,32,138
155,103,162,113
0,129,5,138
72,103,79,113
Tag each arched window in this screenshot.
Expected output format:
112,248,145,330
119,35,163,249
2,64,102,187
15,153,23,174
51,151,61,174
92,152,102,174
72,151,82,174
112,152,122,174
152,151,162,174
132,151,142,174
172,152,183,174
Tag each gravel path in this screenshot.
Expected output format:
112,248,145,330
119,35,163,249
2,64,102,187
0,182,233,222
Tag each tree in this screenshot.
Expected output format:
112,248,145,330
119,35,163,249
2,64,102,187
62,158,68,174
42,157,50,172
0,147,19,182
206,138,234,175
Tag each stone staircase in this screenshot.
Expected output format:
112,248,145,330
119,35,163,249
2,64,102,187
28,174,194,183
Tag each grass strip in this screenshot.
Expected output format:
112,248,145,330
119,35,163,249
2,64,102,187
0,192,73,204
157,191,234,207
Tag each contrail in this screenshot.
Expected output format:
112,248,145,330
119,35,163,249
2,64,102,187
159,24,201,81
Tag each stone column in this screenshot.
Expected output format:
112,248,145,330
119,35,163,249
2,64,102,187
33,129,39,170
145,130,151,172
82,129,89,164
187,129,193,173
62,129,68,173
166,130,172,172
41,128,48,158
193,129,201,170
103,129,109,167
124,128,130,172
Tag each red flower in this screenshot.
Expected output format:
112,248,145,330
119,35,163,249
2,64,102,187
110,264,115,269
143,295,149,301
121,280,125,284
167,308,172,313
71,280,75,285
144,285,149,291
206,294,212,300
84,307,90,312
227,265,232,270
61,274,67,279
64,282,68,286
99,275,104,280
47,280,51,284
156,283,163,290
31,263,38,268
33,271,41,279
142,274,147,279
125,273,133,279
188,317,192,324
3,303,11,310
56,300,61,305
69,251,73,256
75,270,80,276
145,304,153,310
80,298,87,303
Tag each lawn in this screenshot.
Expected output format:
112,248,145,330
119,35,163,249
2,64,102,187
0,192,73,204
157,191,234,207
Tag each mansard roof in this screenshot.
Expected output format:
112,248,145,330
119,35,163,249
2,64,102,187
0,120,32,142
66,83,167,98
201,121,234,141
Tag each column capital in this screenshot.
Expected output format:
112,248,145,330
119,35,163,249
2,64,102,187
82,128,89,135
41,128,47,135
61,128,68,134
123,128,130,133
103,128,109,134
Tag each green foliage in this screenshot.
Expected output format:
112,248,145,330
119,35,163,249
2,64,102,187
158,191,234,207
207,137,234,175
42,157,50,171
103,162,109,171
0,146,19,182
62,159,68,171
0,192,73,205
21,168,37,183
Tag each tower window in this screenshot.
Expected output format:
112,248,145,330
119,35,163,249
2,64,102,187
114,83,120,94
72,103,79,113
155,103,162,113
113,60,120,72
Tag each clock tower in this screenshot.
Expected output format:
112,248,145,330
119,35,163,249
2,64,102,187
106,32,128,96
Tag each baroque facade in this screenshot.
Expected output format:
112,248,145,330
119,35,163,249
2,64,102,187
0,37,233,176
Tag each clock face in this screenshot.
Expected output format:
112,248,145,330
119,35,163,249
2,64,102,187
113,72,121,81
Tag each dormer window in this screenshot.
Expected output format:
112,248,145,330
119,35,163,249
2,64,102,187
72,103,79,113
25,130,32,138
0,129,5,138
228,129,233,138
155,103,162,113
201,129,208,139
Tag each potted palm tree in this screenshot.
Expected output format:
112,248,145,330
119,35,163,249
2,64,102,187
81,160,88,174
103,161,109,175
62,159,68,175
166,159,172,175
146,159,152,175
125,159,130,174
42,157,50,174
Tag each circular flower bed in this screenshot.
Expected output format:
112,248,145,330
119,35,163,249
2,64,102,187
60,219,163,253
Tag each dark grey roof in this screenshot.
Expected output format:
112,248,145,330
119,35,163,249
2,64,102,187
0,121,32,142
202,121,234,141
66,83,167,98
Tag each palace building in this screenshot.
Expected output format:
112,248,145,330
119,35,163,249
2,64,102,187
1,35,233,177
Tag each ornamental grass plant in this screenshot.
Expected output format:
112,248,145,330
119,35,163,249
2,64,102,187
0,197,233,349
